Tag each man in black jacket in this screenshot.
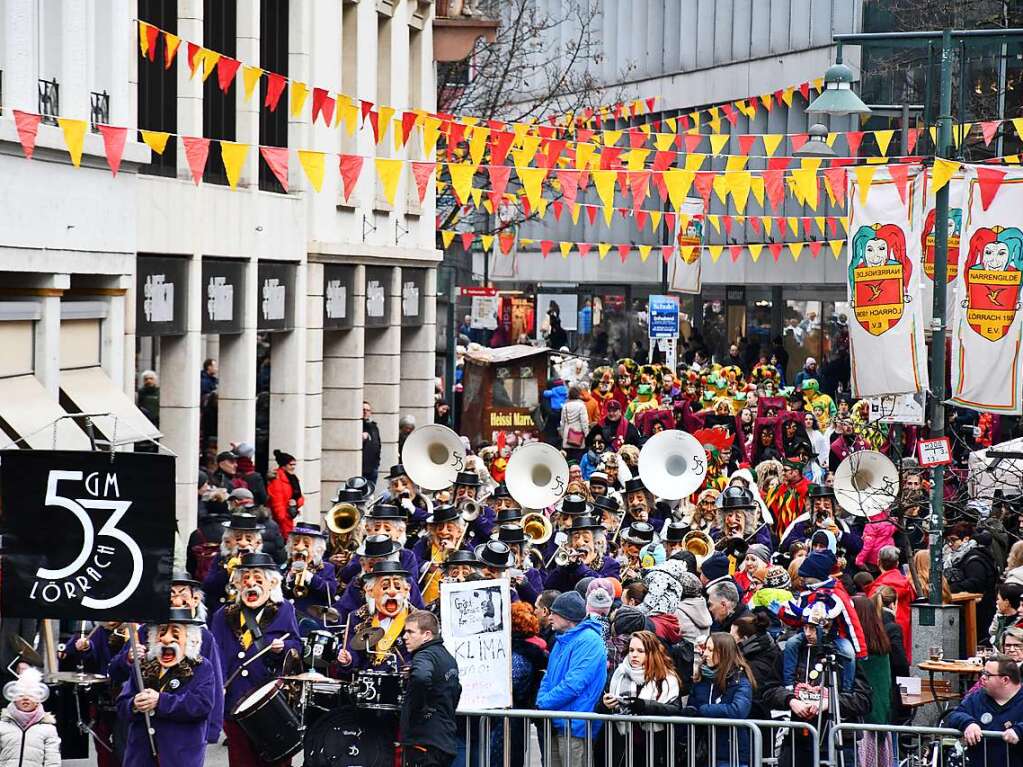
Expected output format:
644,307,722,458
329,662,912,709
401,610,461,767
363,400,382,487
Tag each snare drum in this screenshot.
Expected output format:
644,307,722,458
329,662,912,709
232,679,304,762
352,670,406,710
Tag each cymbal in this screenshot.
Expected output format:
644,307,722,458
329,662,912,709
9,635,42,668
351,626,384,652
306,605,341,623
282,671,334,683
44,672,108,686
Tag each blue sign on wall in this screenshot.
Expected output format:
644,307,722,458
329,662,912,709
648,295,679,339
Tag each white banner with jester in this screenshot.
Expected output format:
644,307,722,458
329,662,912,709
668,198,705,294
950,166,1023,414
847,166,929,397
913,169,964,326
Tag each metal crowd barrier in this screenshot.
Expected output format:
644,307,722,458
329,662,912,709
828,722,1023,767
455,708,818,767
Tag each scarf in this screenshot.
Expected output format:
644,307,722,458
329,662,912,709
943,538,978,573
371,609,408,665
286,471,302,501
6,703,46,730
608,659,679,734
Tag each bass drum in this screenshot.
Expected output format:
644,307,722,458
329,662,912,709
232,679,304,762
303,705,395,767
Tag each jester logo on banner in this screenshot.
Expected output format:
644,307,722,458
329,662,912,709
921,208,962,282
678,216,704,264
962,225,1023,341
849,224,911,336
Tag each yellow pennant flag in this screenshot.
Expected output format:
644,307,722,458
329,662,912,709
762,134,783,157
575,142,596,170
139,22,153,58
782,87,794,107
953,122,972,149
650,210,662,230
376,106,395,144
393,120,405,152
853,165,877,205
826,132,839,148
763,217,773,236
730,171,752,214
706,215,721,234
603,130,622,147
708,244,724,263
140,130,171,155
760,94,773,110
814,216,826,234
665,117,677,132
441,230,456,248
931,158,961,193
468,126,489,166
516,167,548,211
750,176,765,207
477,234,492,252
829,239,844,259
791,168,819,210
591,170,617,224
638,244,653,263
422,116,442,156
290,81,309,117
789,242,804,262
787,217,799,237
164,34,181,67
663,169,695,211
874,129,895,156
841,218,849,234
58,118,87,167
447,163,476,205
242,66,263,101
654,133,676,152
482,199,495,214
298,150,326,192
518,134,542,165
570,203,582,225
684,153,706,172
220,141,249,188
598,242,612,261
625,149,650,171
712,174,729,205
707,107,722,133
338,96,359,136
536,197,549,218
679,245,697,263
725,155,748,172
201,49,221,82
1013,117,1023,141
748,243,764,263
709,134,730,155
559,241,573,259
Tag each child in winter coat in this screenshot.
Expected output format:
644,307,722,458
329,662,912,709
856,512,897,570
0,667,60,767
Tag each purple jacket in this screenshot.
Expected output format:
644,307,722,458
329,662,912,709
117,656,215,767
336,548,424,626
543,557,621,592
201,555,232,619
336,605,410,673
210,601,302,714
62,625,133,689
340,546,422,588
284,560,339,631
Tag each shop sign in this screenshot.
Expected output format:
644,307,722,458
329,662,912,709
136,255,188,337
365,267,391,328
488,409,537,428
202,258,245,334
401,269,425,328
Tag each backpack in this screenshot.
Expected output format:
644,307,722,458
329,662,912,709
190,527,220,581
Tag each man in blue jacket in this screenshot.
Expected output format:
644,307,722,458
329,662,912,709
947,654,1023,767
536,591,607,767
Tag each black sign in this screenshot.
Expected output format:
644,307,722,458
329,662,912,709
258,262,296,331
323,265,355,330
202,258,246,334
0,451,176,622
136,255,189,336
401,269,426,328
365,267,391,328
725,286,746,305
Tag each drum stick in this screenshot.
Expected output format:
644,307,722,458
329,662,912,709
224,633,292,691
341,616,352,648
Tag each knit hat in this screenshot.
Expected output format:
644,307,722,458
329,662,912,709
677,571,704,599
574,577,595,598
587,577,620,601
810,529,838,554
550,591,587,624
669,550,699,575
746,544,771,565
3,667,49,703
586,588,612,616
798,549,837,582
612,606,652,636
641,559,688,615
235,442,256,459
274,449,296,467
700,552,730,582
763,565,791,589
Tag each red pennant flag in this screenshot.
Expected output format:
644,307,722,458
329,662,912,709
722,104,738,127
186,42,201,77
600,146,624,170
652,150,675,172
887,164,910,206
585,205,598,226
980,120,1001,146
182,137,211,184
499,233,515,255
489,130,515,165
790,133,809,153
764,169,785,210
750,216,763,235
828,217,839,237
143,22,159,61
722,215,733,237
635,209,648,229
552,200,564,221
13,110,42,159
646,97,656,113
977,167,1008,210
802,218,813,238
542,139,568,169
265,73,286,111
617,244,631,263
823,167,847,207
627,128,645,149
767,157,792,170
578,242,592,258
769,242,783,262
799,81,811,101
538,125,555,139
488,165,511,200
368,111,382,144
809,241,823,259
845,131,864,156
519,195,531,218
906,127,920,154
683,133,703,153
401,111,418,145
311,88,329,124
97,125,127,176
540,240,554,259
693,172,715,211
576,128,594,144
729,244,743,263
460,232,476,251
259,146,290,191
556,169,579,206
661,245,675,263
629,171,650,209
217,56,240,93
360,100,374,122
320,93,335,128
411,162,435,203
339,154,364,201
738,135,757,156
664,212,676,233
773,89,784,106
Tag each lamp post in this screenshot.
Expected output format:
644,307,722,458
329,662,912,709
809,28,1023,606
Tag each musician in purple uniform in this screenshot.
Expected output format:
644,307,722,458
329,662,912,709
495,525,545,604
281,522,338,633
202,514,265,617
210,552,301,767
338,504,422,590
117,608,215,767
336,560,414,674
169,571,224,744
543,514,621,591
336,535,425,626
383,464,432,541
451,470,495,543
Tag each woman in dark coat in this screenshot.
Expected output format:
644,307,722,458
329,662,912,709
943,522,999,644
495,603,548,767
730,611,781,721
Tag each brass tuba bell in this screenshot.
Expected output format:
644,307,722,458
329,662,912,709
325,502,361,535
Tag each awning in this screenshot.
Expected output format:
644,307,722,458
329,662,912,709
0,375,92,450
59,367,162,446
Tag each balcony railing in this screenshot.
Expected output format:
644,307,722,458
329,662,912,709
90,90,110,132
38,78,59,125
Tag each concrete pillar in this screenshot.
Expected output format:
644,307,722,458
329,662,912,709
304,264,324,519
177,0,204,181
364,268,402,474
99,276,128,393
236,1,260,188
34,275,70,397
109,0,133,127
322,265,365,504
399,267,437,432
268,265,307,470
218,259,258,446
61,0,89,120
4,0,37,110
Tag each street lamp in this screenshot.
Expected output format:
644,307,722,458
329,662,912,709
812,27,1023,612
793,123,836,158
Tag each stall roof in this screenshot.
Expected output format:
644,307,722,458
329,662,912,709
0,374,92,450
464,345,550,365
60,367,162,446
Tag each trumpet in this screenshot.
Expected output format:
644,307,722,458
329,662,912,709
290,552,310,599
458,498,482,523
550,547,582,568
521,512,553,545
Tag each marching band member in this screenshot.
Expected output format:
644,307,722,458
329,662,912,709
543,514,620,591
490,484,521,521
337,561,414,673
326,484,369,571
495,525,545,603
413,504,471,605
118,608,215,767
451,470,495,543
622,476,666,528
210,552,301,767
713,486,772,548
202,514,264,615
339,504,422,591
592,495,622,536
384,464,431,539
779,485,863,559
282,523,338,631
439,550,482,584
661,522,691,561
473,540,516,582
336,534,425,625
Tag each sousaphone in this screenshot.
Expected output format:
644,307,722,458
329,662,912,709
506,443,570,510
638,430,708,500
834,450,900,517
401,424,466,491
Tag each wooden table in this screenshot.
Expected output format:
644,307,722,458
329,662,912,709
949,592,983,656
916,660,983,713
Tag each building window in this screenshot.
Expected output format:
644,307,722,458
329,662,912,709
138,0,177,177
90,90,110,132
38,78,59,125
203,1,237,185
259,0,289,193
340,1,359,155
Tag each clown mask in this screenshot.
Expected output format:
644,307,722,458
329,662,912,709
237,568,273,608
430,520,464,550
365,520,406,543
367,575,410,618
154,624,187,668
569,529,601,564
390,475,416,498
